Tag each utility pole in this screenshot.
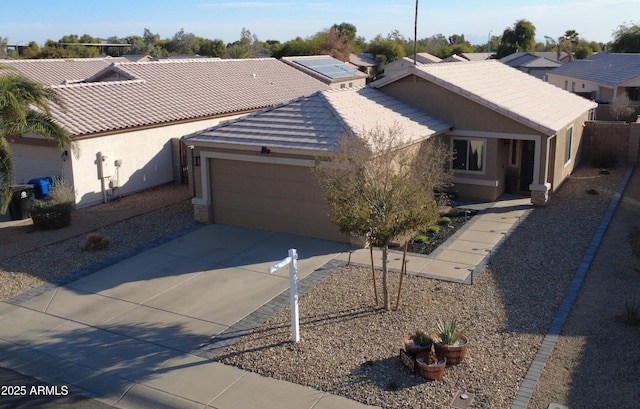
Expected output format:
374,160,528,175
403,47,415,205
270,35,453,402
414,0,418,65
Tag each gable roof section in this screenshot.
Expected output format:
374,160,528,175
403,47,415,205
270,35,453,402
371,60,597,136
546,52,640,86
501,52,562,69
185,87,451,153
39,58,329,136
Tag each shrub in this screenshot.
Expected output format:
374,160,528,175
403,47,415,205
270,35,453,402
428,225,440,234
414,234,428,243
439,216,451,225
81,233,111,252
445,208,460,217
30,177,75,230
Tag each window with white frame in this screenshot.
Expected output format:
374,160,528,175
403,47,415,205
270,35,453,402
564,126,573,164
452,138,485,172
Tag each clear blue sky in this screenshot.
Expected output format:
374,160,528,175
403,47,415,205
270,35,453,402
2,0,638,47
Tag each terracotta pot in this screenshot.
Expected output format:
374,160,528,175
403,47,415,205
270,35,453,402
415,352,446,381
433,335,468,365
403,335,432,357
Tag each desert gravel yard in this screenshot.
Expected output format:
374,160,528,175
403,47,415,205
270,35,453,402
1,166,638,409
217,165,640,409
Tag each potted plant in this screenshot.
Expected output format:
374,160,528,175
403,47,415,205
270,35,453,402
403,330,432,357
416,347,446,381
433,317,468,365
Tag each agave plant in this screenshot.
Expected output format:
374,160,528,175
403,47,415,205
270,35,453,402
436,317,464,346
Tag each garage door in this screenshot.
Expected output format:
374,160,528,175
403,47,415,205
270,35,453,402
210,159,346,242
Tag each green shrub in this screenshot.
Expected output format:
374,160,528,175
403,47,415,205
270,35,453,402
445,208,460,217
31,177,75,230
428,225,440,234
81,233,111,252
439,216,451,225
414,234,428,243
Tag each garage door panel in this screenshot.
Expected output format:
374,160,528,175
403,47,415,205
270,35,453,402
210,159,345,242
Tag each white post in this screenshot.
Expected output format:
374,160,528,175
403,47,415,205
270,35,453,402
268,248,299,343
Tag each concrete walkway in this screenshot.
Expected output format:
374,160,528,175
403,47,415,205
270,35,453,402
339,196,533,283
0,196,531,408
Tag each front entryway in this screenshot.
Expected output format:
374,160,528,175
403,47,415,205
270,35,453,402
519,140,535,192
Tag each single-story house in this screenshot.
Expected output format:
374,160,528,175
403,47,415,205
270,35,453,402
184,60,597,241
545,52,640,103
349,53,377,78
281,55,368,89
183,87,451,242
371,61,597,203
3,58,328,208
384,53,441,78
500,52,563,80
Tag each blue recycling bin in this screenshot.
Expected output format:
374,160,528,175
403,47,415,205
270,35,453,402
28,177,53,200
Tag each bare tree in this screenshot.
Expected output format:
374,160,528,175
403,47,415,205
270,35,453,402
609,93,635,121
313,124,451,310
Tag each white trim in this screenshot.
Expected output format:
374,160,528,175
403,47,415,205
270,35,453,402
451,136,487,175
451,176,499,187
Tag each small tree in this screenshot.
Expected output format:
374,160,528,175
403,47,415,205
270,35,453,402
314,124,451,310
609,93,635,121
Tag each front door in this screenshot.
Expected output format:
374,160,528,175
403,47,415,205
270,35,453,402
519,140,535,192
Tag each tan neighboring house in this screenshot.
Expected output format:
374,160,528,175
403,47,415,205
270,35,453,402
183,87,451,242
3,58,328,207
183,61,596,242
546,52,640,104
281,55,368,89
500,52,563,80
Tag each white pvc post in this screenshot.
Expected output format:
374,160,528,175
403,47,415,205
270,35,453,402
268,248,299,343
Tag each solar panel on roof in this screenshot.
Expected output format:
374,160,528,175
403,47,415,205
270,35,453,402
294,58,360,79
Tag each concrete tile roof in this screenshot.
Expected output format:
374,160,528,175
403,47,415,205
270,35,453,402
1,58,119,85
500,53,562,69
372,60,597,136
546,52,640,86
7,58,329,136
185,87,451,153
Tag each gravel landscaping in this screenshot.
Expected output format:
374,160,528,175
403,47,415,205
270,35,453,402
217,165,638,409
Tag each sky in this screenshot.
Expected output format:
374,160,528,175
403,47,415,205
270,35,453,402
2,0,639,47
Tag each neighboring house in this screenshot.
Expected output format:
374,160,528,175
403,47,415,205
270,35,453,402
384,53,441,78
184,61,596,241
458,52,493,61
183,87,451,242
500,52,563,79
546,52,640,103
349,53,377,78
281,55,368,89
4,58,328,207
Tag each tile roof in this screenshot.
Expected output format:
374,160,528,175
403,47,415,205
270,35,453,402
185,87,451,153
546,52,640,86
500,53,562,69
371,60,597,136
1,57,119,85
281,55,368,84
5,58,329,136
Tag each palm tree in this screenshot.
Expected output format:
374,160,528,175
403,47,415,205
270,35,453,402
0,64,74,213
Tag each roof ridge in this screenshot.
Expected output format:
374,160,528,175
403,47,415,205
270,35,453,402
119,57,276,66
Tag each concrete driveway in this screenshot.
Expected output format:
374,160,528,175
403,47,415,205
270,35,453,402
0,224,375,409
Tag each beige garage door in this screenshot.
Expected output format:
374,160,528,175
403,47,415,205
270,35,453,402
210,159,346,242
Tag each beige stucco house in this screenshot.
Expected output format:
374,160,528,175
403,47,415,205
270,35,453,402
3,58,328,208
184,60,597,242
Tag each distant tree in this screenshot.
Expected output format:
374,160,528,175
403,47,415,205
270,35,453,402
198,38,226,57
367,34,405,64
0,37,7,57
419,34,449,56
610,22,640,52
272,36,320,58
332,22,357,43
313,125,450,310
168,28,200,55
318,27,352,61
20,41,41,59
496,19,536,58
